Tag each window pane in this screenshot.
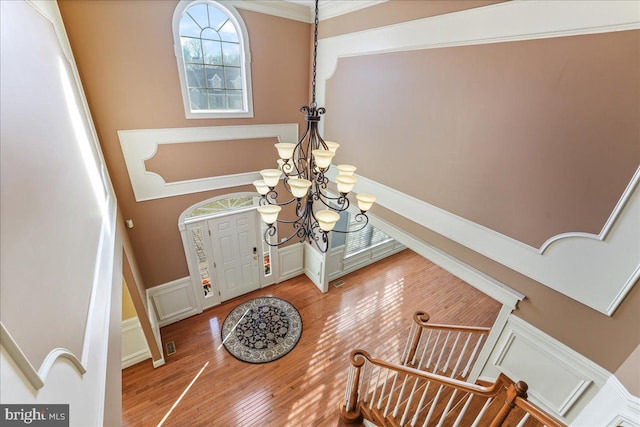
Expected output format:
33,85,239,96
181,37,202,63
208,89,226,109
201,27,220,41
187,4,208,29
189,87,208,110
227,93,243,110
185,63,205,88
207,5,229,31
202,39,222,65
180,13,202,38
220,20,238,42
225,67,242,90
222,42,241,66
205,66,224,89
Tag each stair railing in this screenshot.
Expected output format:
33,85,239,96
340,349,565,427
401,311,490,382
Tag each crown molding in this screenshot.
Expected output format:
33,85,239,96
229,0,388,23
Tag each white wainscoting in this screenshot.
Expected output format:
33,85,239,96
571,375,640,427
480,315,610,424
277,243,304,282
121,317,151,369
147,277,200,327
304,244,326,292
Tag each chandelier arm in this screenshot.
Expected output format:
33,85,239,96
314,190,350,210
262,223,306,247
260,194,298,208
328,213,370,234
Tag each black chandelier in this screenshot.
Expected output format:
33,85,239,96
254,0,375,253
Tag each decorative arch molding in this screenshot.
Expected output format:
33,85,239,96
319,1,640,315
118,124,298,202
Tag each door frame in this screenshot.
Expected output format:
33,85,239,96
179,193,279,312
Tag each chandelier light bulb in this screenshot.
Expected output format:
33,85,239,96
356,194,376,212
312,149,335,169
253,180,270,195
257,205,281,225
260,169,282,188
315,210,340,232
336,164,357,176
275,143,295,160
324,141,340,153
288,178,312,198
336,174,357,194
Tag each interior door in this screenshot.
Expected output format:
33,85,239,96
208,211,260,302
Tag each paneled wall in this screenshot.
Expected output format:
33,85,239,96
58,0,311,289
0,0,120,423
318,0,640,378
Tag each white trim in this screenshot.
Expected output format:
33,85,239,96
319,0,640,315
277,242,304,282
118,124,298,201
485,315,610,422
147,277,201,327
539,167,640,254
230,1,389,23
572,375,640,427
172,0,254,119
121,318,151,369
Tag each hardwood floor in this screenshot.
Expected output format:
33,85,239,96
122,249,501,426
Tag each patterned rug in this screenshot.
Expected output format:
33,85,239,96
221,297,302,364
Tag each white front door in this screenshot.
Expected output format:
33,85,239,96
208,211,260,302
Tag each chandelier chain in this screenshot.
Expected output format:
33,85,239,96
311,0,319,106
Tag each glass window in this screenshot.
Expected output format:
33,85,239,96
345,218,393,257
174,1,253,118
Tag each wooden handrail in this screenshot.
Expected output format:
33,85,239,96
404,311,491,375
412,310,491,334
341,348,565,427
515,396,566,427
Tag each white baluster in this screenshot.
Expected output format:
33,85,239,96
442,331,462,374
452,393,473,427
410,380,432,427
451,333,472,378
421,384,445,427
470,397,493,427
377,368,391,409
370,366,382,409
425,330,441,372
434,331,452,373
392,373,410,418
436,389,458,427
462,334,485,379
400,376,422,426
516,412,530,427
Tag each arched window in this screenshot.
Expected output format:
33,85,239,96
173,1,253,118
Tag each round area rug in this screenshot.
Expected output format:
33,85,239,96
221,297,302,364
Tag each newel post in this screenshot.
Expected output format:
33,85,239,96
489,380,528,427
405,311,430,366
340,351,366,424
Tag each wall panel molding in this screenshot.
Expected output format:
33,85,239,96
482,316,610,423
571,375,640,427
319,1,640,315
118,124,298,201
121,317,151,369
147,277,200,327
277,243,304,282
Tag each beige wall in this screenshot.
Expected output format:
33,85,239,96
616,343,640,396
59,0,310,288
319,2,640,374
325,31,639,248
